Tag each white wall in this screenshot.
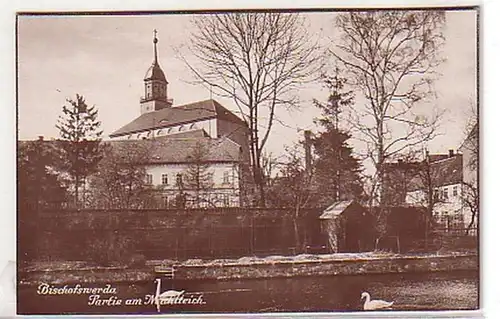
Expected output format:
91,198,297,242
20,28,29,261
145,162,238,189
406,182,475,231
144,162,240,207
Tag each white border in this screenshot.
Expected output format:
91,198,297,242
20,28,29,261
3,0,498,318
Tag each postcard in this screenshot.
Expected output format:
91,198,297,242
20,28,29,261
15,6,480,317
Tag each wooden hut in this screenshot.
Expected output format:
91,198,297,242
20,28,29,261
319,200,375,253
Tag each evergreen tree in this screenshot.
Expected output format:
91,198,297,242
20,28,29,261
18,139,68,262
312,71,363,205
56,94,103,208
18,139,68,211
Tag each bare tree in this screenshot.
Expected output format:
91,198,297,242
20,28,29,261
88,141,152,209
331,11,446,206
267,145,315,251
460,100,479,234
183,141,216,208
184,13,320,207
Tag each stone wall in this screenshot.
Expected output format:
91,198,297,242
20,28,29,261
172,254,478,281
19,253,478,286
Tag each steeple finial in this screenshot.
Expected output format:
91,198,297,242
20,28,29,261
153,29,158,64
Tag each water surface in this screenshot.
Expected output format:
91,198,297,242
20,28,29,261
18,270,478,314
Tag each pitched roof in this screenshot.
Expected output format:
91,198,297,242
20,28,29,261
405,154,463,192
428,154,463,187
319,200,355,219
110,99,245,138
107,135,241,164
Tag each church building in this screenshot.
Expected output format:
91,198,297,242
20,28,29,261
109,31,250,208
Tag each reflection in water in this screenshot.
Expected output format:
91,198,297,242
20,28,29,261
18,270,478,314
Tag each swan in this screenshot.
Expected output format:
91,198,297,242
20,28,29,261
361,291,394,310
154,278,185,312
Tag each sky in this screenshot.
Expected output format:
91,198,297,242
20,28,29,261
17,9,477,168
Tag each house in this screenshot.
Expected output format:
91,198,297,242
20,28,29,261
381,147,476,235
108,131,243,208
108,32,251,207
405,151,467,233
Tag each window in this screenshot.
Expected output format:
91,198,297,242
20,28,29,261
176,173,183,187
453,185,458,197
434,189,439,201
145,174,153,185
208,172,214,184
161,174,168,185
222,171,230,184
443,188,448,200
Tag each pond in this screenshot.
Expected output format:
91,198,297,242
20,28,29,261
18,270,478,315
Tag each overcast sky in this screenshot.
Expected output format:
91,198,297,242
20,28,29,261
17,9,477,167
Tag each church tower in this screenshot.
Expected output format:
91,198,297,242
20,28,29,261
140,30,173,114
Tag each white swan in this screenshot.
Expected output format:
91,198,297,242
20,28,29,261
361,291,394,310
154,278,185,312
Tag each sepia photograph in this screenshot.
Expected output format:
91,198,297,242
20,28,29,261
16,7,479,315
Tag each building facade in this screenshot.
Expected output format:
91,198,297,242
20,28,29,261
404,151,468,233
108,32,250,207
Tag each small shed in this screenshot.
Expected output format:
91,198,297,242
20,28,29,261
319,200,375,253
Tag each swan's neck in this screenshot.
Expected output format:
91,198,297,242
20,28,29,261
364,294,371,303
155,279,161,298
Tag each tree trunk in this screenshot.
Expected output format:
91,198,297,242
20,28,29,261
293,217,300,254
75,175,79,209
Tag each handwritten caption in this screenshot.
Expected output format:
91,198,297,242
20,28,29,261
36,283,206,307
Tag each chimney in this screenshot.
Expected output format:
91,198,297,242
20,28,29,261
304,130,312,176
449,149,454,157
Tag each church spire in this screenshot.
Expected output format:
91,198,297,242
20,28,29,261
140,29,172,114
153,29,158,64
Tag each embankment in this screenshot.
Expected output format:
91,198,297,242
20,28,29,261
19,252,478,286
